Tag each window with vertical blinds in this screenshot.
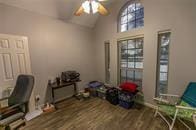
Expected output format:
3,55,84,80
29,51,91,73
156,32,171,96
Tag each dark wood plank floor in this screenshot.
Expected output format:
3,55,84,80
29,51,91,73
22,98,194,130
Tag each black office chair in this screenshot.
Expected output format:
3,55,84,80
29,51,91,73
0,75,34,128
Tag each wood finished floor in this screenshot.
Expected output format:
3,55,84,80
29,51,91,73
22,98,195,130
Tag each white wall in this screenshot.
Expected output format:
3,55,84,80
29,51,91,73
1,0,196,106
93,0,196,103
0,3,97,104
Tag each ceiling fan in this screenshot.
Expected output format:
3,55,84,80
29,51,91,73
74,0,109,16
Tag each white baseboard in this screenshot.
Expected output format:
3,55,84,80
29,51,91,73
35,98,157,115
39,103,45,109
25,109,43,121
54,95,73,103
144,102,157,109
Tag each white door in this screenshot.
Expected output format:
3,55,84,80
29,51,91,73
0,34,34,110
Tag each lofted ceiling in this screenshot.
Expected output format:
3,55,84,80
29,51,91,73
0,0,117,28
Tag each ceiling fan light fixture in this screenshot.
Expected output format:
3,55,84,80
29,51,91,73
82,0,99,14
75,0,109,16
91,1,99,14
82,1,90,14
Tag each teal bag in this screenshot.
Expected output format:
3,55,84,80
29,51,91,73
182,82,196,107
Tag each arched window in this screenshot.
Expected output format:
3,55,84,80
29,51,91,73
118,1,144,32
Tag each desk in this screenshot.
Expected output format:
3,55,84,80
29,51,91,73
49,81,81,104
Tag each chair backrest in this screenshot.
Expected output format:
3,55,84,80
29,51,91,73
8,75,35,106
181,82,196,107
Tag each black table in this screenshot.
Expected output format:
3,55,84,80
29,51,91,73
49,81,81,104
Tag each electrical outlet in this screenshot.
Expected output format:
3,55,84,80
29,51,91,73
35,95,40,101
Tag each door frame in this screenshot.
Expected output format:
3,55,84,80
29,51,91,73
104,41,110,84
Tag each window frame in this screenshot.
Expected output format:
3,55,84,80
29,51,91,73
118,36,144,88
118,0,144,33
155,31,171,97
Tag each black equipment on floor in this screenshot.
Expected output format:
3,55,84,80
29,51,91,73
106,88,119,105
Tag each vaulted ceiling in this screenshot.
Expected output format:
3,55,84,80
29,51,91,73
0,0,118,28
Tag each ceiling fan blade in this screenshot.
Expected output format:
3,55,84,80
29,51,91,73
74,6,84,16
98,3,109,16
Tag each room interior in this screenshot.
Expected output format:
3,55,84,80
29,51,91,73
0,0,196,129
